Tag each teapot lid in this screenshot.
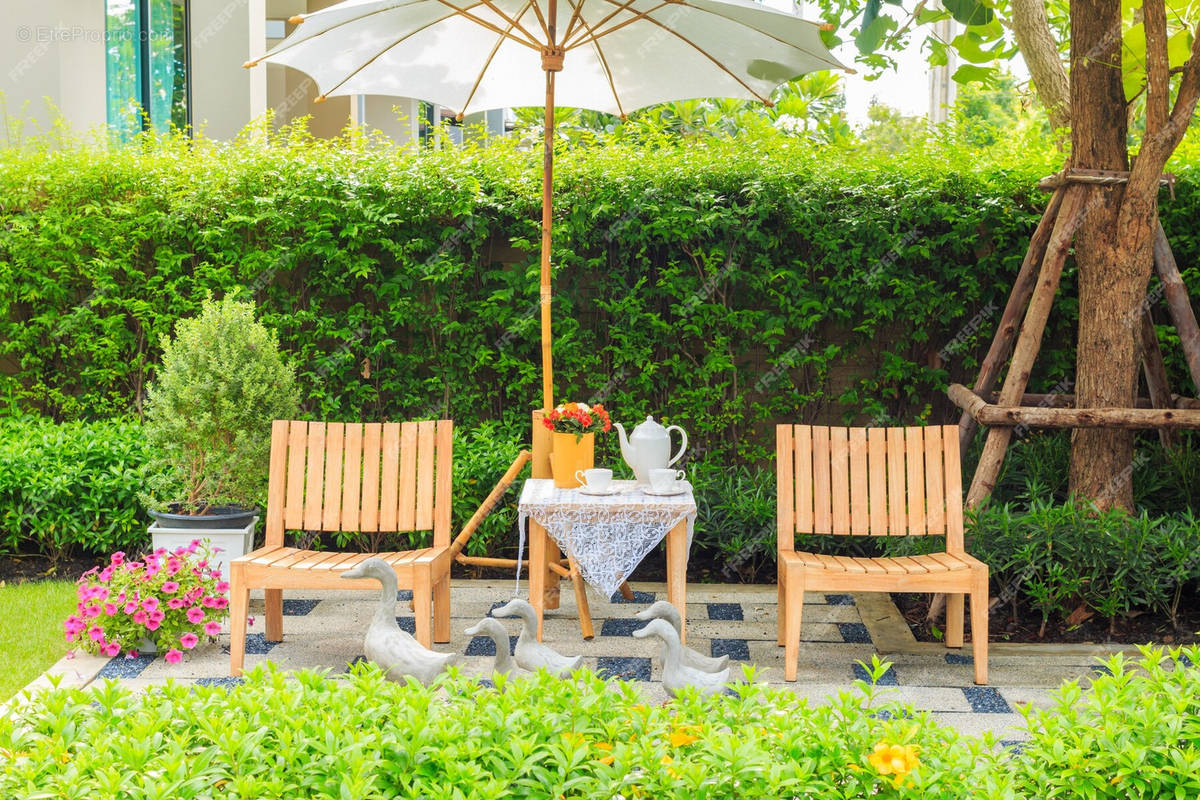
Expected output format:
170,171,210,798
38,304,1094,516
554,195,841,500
633,415,666,435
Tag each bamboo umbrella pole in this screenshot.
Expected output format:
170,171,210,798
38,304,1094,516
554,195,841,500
539,1,561,412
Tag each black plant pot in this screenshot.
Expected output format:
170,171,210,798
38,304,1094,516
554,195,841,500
148,504,260,530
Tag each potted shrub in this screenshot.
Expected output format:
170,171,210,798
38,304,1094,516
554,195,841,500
142,296,299,571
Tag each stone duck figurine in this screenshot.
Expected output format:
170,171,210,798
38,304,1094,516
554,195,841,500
491,598,582,678
464,617,519,676
633,618,730,698
634,600,729,673
341,557,456,685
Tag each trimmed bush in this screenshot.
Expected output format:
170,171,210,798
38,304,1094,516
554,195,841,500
0,418,151,562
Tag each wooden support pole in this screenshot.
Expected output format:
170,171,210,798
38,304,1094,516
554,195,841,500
978,391,1200,410
959,188,1066,460
966,186,1088,508
949,384,1200,429
531,410,561,609
1138,312,1179,448
1154,221,1200,394
450,450,531,560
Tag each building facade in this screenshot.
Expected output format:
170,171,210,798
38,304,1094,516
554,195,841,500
2,0,504,145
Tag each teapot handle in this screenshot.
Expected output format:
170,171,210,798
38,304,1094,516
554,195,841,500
665,426,688,467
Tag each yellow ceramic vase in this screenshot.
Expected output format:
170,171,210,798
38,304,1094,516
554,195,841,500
551,431,595,488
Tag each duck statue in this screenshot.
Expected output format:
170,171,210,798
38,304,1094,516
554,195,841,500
634,600,729,673
491,598,582,678
341,557,456,685
464,617,519,676
633,618,730,698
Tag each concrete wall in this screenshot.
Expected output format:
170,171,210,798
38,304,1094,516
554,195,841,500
1,0,106,144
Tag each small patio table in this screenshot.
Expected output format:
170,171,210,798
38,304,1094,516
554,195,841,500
516,478,696,642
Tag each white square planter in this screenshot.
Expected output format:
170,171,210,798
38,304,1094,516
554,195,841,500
149,517,258,580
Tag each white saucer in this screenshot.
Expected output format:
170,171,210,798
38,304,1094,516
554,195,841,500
578,485,624,496
641,485,689,497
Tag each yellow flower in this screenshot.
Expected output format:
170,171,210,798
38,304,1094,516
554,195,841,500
594,742,613,752
867,741,920,782
659,754,674,765
598,755,615,766
669,727,700,747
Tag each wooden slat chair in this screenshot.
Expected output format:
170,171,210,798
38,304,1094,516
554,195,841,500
776,425,989,685
229,419,455,676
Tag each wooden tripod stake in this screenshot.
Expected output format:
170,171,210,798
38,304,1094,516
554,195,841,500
951,169,1200,510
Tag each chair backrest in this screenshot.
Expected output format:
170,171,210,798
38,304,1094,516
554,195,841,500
776,425,963,553
264,420,453,549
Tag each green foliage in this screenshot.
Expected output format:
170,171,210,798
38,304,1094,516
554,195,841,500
961,500,1200,631
2,650,1197,798
0,125,1070,468
0,417,151,562
0,660,1003,799
1008,646,1200,799
141,296,300,512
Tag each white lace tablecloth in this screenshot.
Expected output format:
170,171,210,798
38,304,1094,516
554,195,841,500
516,478,696,598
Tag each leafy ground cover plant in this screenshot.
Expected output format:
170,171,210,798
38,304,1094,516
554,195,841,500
1006,646,1200,799
63,541,228,662
0,659,1004,800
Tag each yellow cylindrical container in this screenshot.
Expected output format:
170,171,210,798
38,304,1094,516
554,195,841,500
550,431,594,488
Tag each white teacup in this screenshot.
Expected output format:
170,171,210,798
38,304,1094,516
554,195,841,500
649,468,686,492
575,468,613,491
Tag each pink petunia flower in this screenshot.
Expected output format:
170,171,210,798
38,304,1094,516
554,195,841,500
167,597,185,610
98,567,114,582
123,601,139,614
103,603,117,616
133,610,149,625
247,616,255,628
142,597,159,612
180,633,199,649
213,597,229,610
110,551,125,566
93,587,109,601
145,619,160,632
164,649,183,665
82,604,101,619
126,649,139,658
102,642,120,657
202,596,218,608
204,622,221,636
161,581,179,594
216,581,230,594
154,547,167,557
186,607,205,624
149,610,165,623
88,626,105,642
166,559,181,576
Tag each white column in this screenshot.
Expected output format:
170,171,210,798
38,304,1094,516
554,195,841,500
190,0,267,140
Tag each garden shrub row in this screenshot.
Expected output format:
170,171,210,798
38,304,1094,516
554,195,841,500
0,124,1137,466
1,648,1197,799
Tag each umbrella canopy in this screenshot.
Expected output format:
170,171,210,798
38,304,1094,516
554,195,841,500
249,0,845,409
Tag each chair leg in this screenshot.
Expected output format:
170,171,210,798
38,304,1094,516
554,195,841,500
229,578,250,677
433,571,450,644
946,592,964,649
777,564,786,646
970,568,989,685
264,589,283,642
413,565,433,648
784,560,805,682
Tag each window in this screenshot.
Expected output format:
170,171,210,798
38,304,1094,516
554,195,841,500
106,0,190,140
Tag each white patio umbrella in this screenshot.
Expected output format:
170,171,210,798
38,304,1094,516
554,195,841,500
246,0,845,410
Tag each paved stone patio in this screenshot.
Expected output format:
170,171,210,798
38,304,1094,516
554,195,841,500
30,581,1129,743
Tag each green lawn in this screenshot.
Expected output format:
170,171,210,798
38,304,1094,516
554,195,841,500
0,580,77,700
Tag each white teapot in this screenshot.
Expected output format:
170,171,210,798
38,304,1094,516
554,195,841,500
613,416,688,484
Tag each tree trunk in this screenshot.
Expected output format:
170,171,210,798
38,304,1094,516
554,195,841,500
1067,0,1153,510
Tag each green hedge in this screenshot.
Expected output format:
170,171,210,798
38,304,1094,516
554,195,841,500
0,127,1088,464
0,418,152,562
2,650,1198,798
